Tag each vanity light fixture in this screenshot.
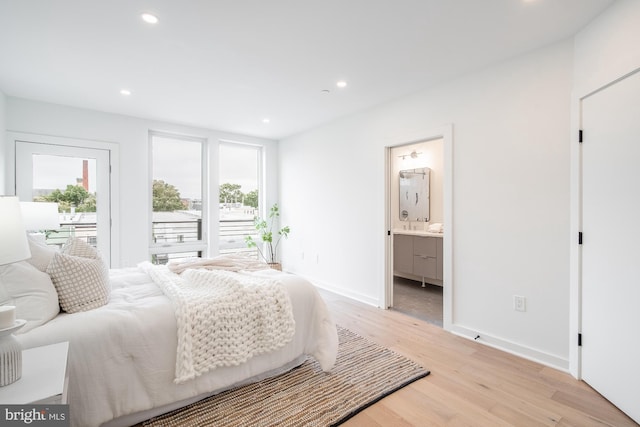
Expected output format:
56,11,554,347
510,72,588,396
141,13,159,24
398,150,422,160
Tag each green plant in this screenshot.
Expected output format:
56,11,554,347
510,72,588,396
245,204,290,264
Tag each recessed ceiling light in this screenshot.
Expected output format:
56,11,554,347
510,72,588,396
141,13,159,24
120,89,131,96
262,118,270,124
336,81,347,88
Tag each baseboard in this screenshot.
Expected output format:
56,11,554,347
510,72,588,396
450,324,570,372
283,268,568,372
287,271,380,308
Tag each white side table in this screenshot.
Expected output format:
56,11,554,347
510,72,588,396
0,341,69,404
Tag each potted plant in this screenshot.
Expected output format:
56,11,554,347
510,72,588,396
245,204,290,270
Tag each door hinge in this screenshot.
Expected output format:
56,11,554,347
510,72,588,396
387,230,391,236
579,129,583,143
578,333,582,346
578,232,583,245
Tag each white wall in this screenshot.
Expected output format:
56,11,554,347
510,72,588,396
5,98,278,268
568,0,640,376
573,0,640,97
0,90,6,194
280,39,573,368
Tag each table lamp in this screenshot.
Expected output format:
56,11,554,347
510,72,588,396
0,196,31,386
20,201,60,243
20,202,60,231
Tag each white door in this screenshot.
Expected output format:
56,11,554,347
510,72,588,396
581,70,640,423
15,141,112,266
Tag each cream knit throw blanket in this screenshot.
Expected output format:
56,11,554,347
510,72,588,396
140,262,296,383
167,253,269,275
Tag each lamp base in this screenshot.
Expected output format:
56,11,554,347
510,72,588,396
0,334,22,386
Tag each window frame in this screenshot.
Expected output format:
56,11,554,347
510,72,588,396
217,140,264,256
148,131,208,261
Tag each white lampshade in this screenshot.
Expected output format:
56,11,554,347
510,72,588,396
0,197,31,265
20,202,60,231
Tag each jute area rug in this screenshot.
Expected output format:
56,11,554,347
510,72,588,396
141,326,430,427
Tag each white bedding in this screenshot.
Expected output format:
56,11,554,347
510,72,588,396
141,264,297,383
16,267,338,427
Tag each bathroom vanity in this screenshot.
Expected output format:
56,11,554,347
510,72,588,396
393,230,443,287
394,163,443,286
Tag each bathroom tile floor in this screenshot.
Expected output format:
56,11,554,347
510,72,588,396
392,276,443,327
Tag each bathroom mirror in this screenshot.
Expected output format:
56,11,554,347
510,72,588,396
399,167,430,222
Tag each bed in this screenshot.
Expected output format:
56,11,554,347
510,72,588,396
10,243,338,427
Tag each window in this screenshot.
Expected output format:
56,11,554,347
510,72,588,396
218,142,261,256
150,132,207,264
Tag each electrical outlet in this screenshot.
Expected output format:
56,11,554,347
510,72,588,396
514,295,526,312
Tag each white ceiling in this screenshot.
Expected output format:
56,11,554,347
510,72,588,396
0,0,613,140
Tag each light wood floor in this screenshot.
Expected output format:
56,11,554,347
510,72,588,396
319,289,638,427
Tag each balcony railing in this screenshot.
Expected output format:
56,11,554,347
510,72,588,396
219,219,258,255
152,218,258,263
44,218,260,264
45,223,98,247
152,219,202,244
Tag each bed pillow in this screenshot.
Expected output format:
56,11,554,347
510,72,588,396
47,238,110,313
0,261,60,334
25,234,59,272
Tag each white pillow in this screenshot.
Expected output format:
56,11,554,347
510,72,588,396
0,261,60,334
47,238,110,314
25,234,59,272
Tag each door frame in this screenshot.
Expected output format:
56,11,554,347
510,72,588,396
383,124,453,331
571,67,640,378
6,132,120,267
570,68,640,419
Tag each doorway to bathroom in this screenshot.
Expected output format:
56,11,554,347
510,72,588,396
384,126,453,330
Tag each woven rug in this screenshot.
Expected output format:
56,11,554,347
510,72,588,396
141,326,430,427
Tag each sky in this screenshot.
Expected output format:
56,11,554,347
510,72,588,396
33,155,97,193
153,136,202,200
153,136,258,200
218,143,259,195
30,137,259,202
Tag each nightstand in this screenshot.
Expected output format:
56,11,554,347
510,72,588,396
0,341,69,404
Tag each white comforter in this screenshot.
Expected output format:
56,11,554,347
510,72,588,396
141,264,297,383
16,267,338,427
